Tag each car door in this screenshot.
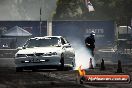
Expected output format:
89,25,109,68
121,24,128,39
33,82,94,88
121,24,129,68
61,38,75,64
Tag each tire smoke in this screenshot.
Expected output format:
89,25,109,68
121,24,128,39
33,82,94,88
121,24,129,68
71,40,96,70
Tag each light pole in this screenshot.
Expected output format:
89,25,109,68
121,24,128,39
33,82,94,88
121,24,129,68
39,0,42,37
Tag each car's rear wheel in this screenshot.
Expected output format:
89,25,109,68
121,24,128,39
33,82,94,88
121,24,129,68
72,62,75,68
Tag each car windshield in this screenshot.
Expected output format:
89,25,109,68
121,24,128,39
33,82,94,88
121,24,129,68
25,37,60,48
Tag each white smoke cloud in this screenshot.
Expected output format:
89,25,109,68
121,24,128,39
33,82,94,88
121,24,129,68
10,2,22,20
71,39,96,70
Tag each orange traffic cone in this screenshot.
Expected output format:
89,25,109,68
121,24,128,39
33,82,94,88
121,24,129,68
89,58,94,69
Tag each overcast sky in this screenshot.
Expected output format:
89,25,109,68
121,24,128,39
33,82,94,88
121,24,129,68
0,0,57,21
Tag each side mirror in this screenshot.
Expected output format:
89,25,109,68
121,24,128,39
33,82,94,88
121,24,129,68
22,45,27,49
17,47,22,50
17,46,26,50
63,43,71,48
22,46,26,49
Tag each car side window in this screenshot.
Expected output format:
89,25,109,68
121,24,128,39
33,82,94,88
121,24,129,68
61,38,66,45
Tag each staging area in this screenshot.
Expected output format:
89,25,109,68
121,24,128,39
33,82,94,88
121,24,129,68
0,56,132,88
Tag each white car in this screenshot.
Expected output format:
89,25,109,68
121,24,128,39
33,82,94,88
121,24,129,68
14,36,75,71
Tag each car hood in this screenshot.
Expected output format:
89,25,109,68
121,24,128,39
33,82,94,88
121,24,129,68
17,47,62,54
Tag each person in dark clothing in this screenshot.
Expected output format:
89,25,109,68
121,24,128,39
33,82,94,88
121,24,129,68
85,31,95,56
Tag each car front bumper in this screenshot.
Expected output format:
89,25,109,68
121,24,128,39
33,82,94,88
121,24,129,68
15,56,61,67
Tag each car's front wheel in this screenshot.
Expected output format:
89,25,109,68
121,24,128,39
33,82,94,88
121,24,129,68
58,53,64,70
16,67,23,72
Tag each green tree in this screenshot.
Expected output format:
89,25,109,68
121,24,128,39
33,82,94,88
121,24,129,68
53,0,82,20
